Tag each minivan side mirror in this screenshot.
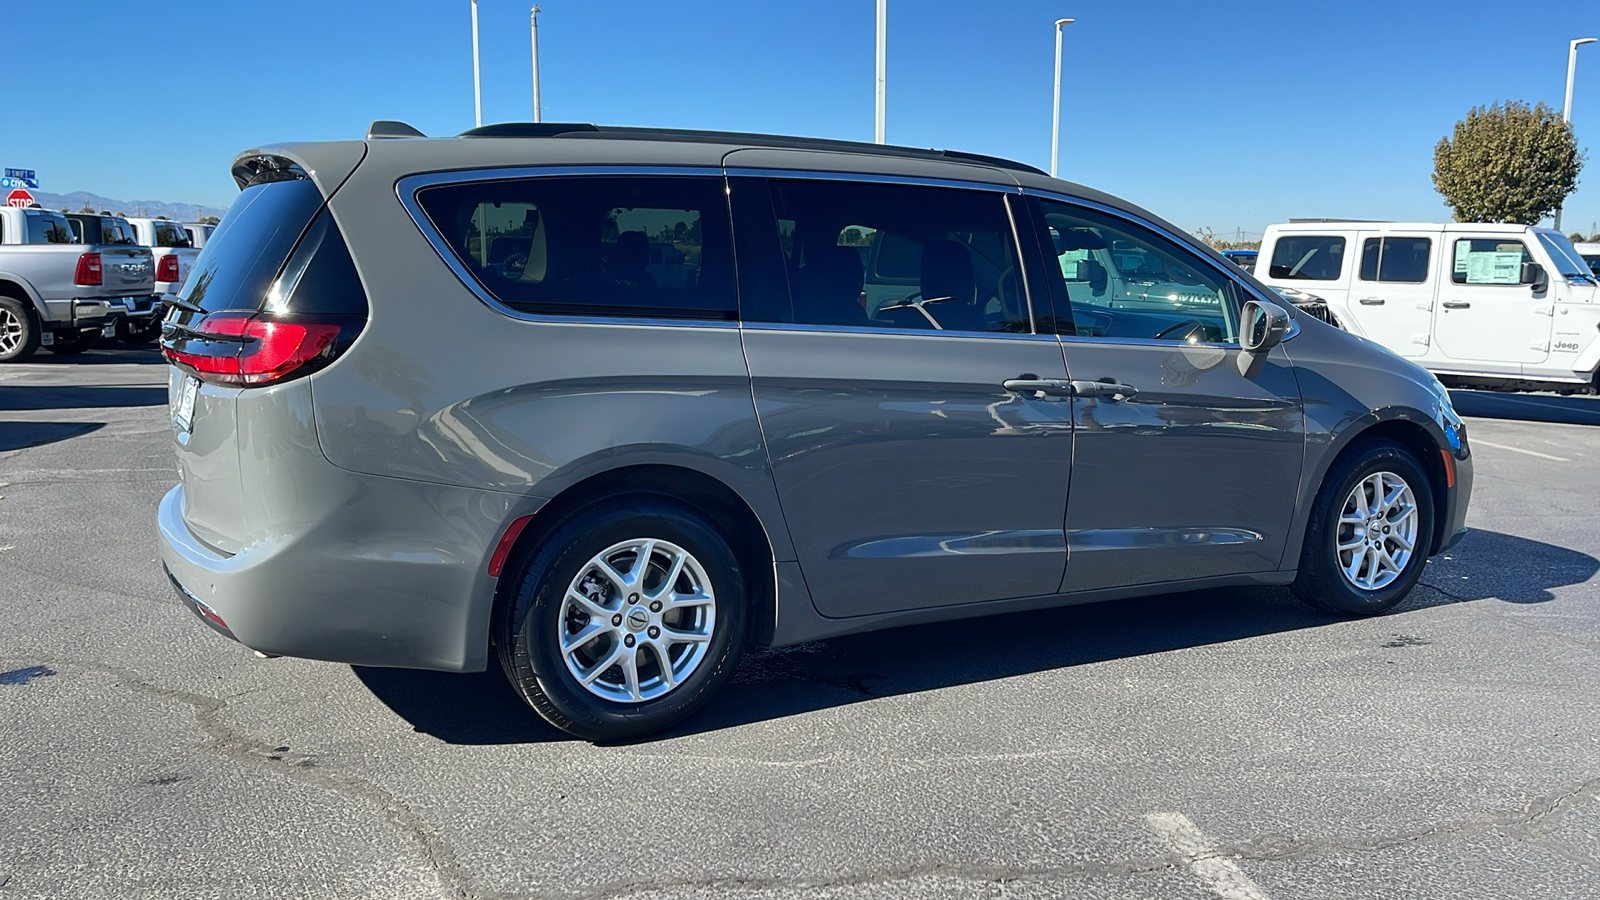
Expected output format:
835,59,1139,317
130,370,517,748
1521,261,1548,293
1237,298,1291,377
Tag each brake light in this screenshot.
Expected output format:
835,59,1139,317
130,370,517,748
162,311,349,387
156,254,181,283
75,252,103,285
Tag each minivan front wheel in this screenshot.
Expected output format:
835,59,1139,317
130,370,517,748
1292,439,1435,616
498,496,747,741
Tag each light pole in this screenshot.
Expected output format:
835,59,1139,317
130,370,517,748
471,0,483,128
875,0,887,144
1051,17,1074,178
531,6,543,123
1556,37,1596,231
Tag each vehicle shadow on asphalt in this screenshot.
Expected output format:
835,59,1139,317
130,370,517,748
352,528,1597,745
17,347,165,366
1449,390,1600,426
0,421,105,451
0,386,168,410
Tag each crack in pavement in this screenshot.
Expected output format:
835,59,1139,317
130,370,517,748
0,655,475,900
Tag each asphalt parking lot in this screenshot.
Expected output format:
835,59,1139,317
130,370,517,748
2,345,1598,900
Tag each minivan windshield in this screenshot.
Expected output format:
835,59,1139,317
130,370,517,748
1536,233,1597,282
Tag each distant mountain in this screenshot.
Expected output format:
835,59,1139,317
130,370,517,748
29,190,227,222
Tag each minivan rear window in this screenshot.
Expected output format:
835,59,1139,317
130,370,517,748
1268,236,1345,280
414,175,737,320
179,179,324,312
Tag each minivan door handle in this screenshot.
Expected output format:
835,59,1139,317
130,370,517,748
1441,300,1471,309
1070,379,1138,400
1358,297,1386,306
1002,376,1074,398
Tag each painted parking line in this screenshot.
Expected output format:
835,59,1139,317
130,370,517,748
1145,812,1272,900
1469,439,1569,462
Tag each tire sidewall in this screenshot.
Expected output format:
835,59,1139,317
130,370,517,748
503,498,747,740
1309,442,1435,614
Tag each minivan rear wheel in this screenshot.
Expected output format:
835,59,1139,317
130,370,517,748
497,496,748,741
1292,439,1435,616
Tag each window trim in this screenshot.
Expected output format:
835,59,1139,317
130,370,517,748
398,165,739,329
732,170,1045,339
1449,237,1533,287
1022,190,1269,348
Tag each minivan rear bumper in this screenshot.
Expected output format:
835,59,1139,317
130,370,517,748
158,481,521,672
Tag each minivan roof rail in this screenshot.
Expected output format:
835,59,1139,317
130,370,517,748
453,122,1049,176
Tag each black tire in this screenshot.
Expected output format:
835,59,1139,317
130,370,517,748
0,296,41,363
117,318,160,345
497,495,749,741
1292,439,1435,616
47,328,101,355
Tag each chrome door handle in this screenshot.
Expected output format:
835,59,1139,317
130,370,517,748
1358,297,1386,306
1441,300,1471,309
1002,376,1074,398
1070,379,1138,400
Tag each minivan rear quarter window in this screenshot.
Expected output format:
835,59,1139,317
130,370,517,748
1269,235,1345,280
416,175,737,320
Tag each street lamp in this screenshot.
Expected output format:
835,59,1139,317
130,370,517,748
1051,17,1075,179
875,0,887,144
1556,37,1596,231
471,0,483,128
531,6,543,123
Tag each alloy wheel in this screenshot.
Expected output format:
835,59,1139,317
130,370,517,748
558,538,717,703
1336,471,1419,591
0,307,22,355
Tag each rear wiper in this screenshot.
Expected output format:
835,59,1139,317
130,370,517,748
161,295,204,314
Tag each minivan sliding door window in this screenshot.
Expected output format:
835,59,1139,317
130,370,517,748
763,179,1033,334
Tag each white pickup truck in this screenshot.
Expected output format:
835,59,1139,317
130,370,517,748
0,206,155,362
125,217,199,298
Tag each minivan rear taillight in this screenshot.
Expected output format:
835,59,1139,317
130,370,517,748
162,311,356,387
75,252,103,285
156,254,181,282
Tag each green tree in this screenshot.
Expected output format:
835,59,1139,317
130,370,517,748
198,215,220,225
1432,100,1584,224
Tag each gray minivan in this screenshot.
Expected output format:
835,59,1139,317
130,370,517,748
158,123,1473,740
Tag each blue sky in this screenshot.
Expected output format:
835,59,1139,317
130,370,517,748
6,0,1598,237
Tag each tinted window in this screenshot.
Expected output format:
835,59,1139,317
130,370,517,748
1451,239,1531,285
1359,237,1431,283
766,179,1030,333
111,220,136,244
152,220,192,248
25,212,75,244
68,219,86,242
262,210,368,316
180,178,325,313
416,175,736,320
1268,235,1345,280
1037,199,1237,342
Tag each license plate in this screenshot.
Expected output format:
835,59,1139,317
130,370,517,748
174,375,199,433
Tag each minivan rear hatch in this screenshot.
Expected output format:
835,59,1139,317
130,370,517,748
161,159,368,553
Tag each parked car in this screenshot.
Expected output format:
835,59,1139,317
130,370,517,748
65,213,163,343
0,205,151,361
1256,221,1600,394
158,123,1473,740
184,222,215,248
1575,241,1600,277
125,217,199,298
1221,248,1258,272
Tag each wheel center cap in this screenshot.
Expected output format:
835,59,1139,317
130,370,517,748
625,607,650,633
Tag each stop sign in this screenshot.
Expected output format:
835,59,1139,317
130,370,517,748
5,189,34,207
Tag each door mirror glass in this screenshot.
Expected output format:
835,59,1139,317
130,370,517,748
1521,261,1548,292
